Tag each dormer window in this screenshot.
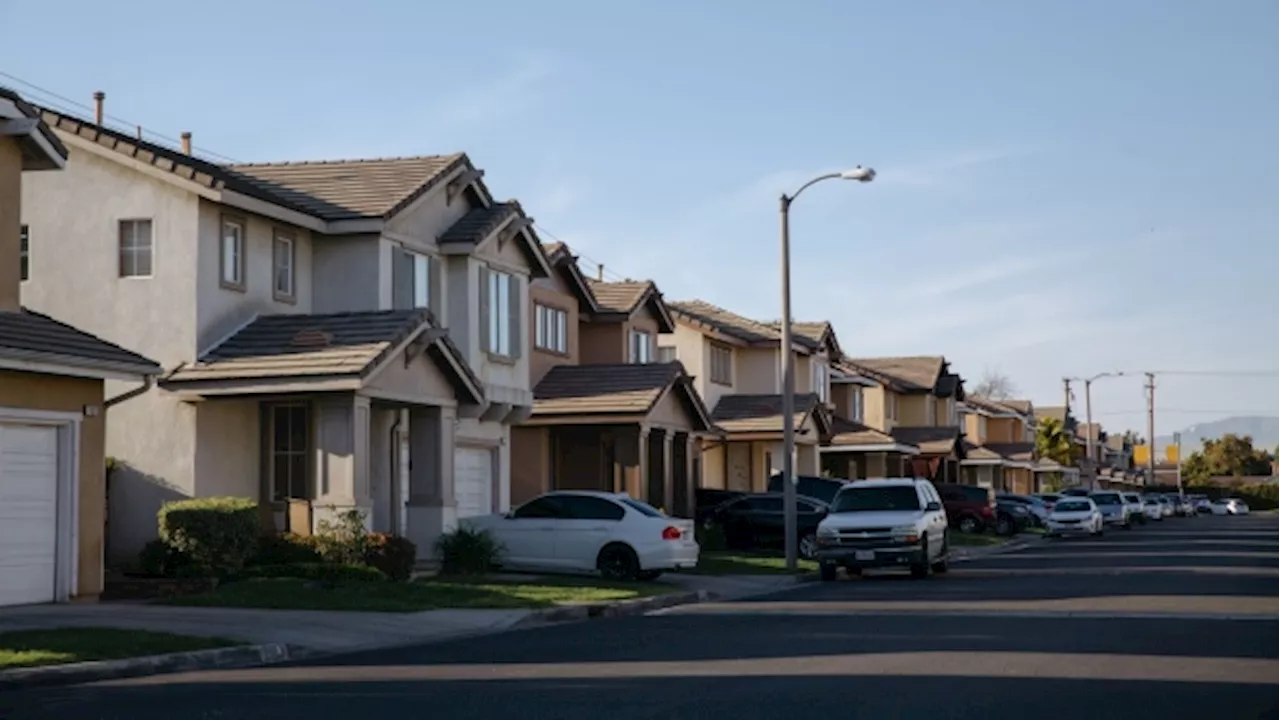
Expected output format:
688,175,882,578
629,330,654,363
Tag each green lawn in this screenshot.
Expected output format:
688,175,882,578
948,532,1008,547
167,576,676,612
0,628,240,670
687,552,818,575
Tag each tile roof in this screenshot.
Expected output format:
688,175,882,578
230,155,466,221
827,416,902,448
710,393,826,434
962,441,1003,461
890,425,961,455
1034,406,1071,423
764,320,840,355
846,356,945,392
966,395,1024,415
668,300,780,345
1001,399,1034,415
438,202,520,244
0,309,160,375
163,310,480,400
531,362,711,430
985,442,1036,463
587,280,652,314
1075,422,1103,441
0,87,68,168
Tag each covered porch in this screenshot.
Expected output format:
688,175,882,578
820,416,920,480
514,363,714,517
703,393,830,493
892,426,964,484
1033,459,1081,493
160,309,487,554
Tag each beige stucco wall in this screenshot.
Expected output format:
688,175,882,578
509,425,547,506
0,370,106,600
658,324,717,402
737,347,777,395
193,399,259,500
196,199,314,352
0,139,20,311
864,385,890,431
898,394,929,426
987,417,1019,443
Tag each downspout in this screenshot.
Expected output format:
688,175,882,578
104,376,154,408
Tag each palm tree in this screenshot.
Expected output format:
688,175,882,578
1036,417,1075,466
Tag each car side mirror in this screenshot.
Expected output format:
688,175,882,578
925,501,942,512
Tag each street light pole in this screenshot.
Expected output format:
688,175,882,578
1068,372,1124,490
778,166,875,570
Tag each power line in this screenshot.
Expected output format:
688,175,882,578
532,223,628,283
0,71,242,163
1092,408,1271,416
1121,369,1278,378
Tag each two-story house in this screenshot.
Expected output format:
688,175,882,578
510,248,712,516
828,356,967,483
959,396,1038,493
660,300,836,493
0,88,160,607
20,103,552,562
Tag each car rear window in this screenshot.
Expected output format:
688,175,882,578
1090,493,1122,505
619,498,664,517
1055,500,1091,512
831,485,922,513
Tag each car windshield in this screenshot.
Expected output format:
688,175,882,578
1090,493,1122,505
1055,500,1091,513
618,498,663,517
1123,494,1141,502
831,485,921,513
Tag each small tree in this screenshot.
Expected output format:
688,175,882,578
1036,417,1075,467
971,369,1018,400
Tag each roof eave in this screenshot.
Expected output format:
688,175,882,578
0,352,160,382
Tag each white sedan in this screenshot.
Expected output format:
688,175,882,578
1210,498,1251,516
462,491,699,580
1045,497,1104,537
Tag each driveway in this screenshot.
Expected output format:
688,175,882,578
3,514,1276,720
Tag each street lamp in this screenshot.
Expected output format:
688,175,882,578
779,166,876,570
1066,371,1124,489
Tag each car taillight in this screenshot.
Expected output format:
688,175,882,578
980,506,994,516
662,526,682,541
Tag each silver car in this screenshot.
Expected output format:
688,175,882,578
1122,493,1146,524
1089,491,1132,529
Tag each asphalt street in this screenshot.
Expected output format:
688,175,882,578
3,513,1276,720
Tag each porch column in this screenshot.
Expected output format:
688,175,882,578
405,405,452,556
684,434,697,515
661,431,675,513
312,395,374,533
622,426,649,500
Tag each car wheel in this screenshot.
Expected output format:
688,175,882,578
931,540,949,574
596,543,641,581
958,516,979,534
996,517,1014,536
819,563,838,582
910,541,930,578
798,533,819,560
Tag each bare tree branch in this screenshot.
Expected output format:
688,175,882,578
971,368,1018,400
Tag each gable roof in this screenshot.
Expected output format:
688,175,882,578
541,243,599,313
767,320,842,357
985,442,1036,463
966,395,1025,417
710,393,830,435
890,425,962,455
826,416,916,451
230,155,467,221
160,309,481,402
1034,405,1071,424
0,309,160,378
0,87,67,170
1000,399,1034,415
587,279,675,332
668,300,812,350
529,362,712,431
845,356,946,393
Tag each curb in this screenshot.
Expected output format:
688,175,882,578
948,534,1044,562
0,642,303,692
513,589,712,627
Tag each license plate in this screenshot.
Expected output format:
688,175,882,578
855,550,875,561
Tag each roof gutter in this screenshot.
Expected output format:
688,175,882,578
104,375,153,408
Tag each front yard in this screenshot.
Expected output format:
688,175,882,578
687,552,818,575
947,532,1008,547
167,575,678,613
0,628,240,670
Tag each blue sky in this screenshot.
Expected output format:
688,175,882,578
3,0,1276,440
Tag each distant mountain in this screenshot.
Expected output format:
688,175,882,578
1155,416,1279,453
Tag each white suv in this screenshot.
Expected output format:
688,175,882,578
815,478,950,581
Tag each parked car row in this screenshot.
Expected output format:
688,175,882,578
1040,488,1251,537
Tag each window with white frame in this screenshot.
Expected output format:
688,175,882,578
657,346,677,363
412,253,431,308
535,303,568,353
270,404,310,501
851,386,864,422
709,342,733,385
812,361,829,402
482,267,520,358
629,329,654,363
19,225,29,281
273,230,295,300
220,216,245,289
118,219,153,278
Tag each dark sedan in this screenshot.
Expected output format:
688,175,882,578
702,492,829,558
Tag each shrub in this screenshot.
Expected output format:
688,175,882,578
695,521,727,552
314,508,372,566
157,496,259,577
435,525,502,576
365,533,417,582
137,539,200,578
249,533,322,567
239,562,387,584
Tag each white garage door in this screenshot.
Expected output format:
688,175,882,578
454,447,493,519
0,424,59,607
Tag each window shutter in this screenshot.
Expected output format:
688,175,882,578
428,255,442,312
391,249,413,309
508,273,521,359
478,266,491,353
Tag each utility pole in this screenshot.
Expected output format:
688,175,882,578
1173,431,1183,496
1145,372,1156,488
1084,378,1095,490
1062,377,1073,416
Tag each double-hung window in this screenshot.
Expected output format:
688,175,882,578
709,342,733,385
119,219,153,278
629,330,653,363
812,361,829,402
481,267,520,359
220,215,245,290
851,387,864,422
273,230,295,302
19,225,29,281
270,404,311,501
535,304,568,354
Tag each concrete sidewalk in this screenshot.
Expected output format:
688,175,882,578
0,604,533,655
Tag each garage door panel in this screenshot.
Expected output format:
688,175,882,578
0,423,60,607
454,447,493,519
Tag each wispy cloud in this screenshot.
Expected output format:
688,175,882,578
910,254,1062,298
424,53,558,135
877,148,1024,188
